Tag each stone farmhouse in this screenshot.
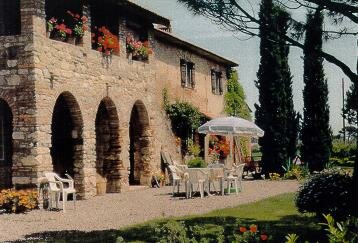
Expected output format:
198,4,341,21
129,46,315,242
0,0,237,198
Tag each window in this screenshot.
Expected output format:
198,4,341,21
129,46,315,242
0,0,21,36
211,70,223,95
180,59,195,88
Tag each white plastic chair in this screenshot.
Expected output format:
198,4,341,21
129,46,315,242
168,165,182,196
44,172,76,212
185,169,209,198
225,164,245,195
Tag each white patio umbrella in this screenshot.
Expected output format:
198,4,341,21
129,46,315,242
198,116,264,137
198,116,264,167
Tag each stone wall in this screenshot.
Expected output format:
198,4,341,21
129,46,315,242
153,39,227,117
0,0,39,188
0,1,229,197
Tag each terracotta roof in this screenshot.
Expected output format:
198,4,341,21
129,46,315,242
154,28,238,67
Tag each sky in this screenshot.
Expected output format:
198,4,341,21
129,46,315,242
133,0,357,134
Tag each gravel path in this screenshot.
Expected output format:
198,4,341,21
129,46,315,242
0,180,298,242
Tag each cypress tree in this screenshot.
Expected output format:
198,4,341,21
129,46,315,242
280,27,300,160
301,9,332,172
255,0,294,175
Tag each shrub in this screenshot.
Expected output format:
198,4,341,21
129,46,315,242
330,141,356,166
187,139,201,157
155,220,189,243
0,189,39,213
189,224,225,243
295,170,353,219
187,157,207,168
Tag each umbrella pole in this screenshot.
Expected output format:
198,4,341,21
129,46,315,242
204,134,209,164
229,134,234,168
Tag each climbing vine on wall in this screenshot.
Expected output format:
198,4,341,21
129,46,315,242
163,89,203,152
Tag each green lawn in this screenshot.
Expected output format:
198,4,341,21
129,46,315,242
23,193,325,242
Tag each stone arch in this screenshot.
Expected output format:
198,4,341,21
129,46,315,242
51,92,84,197
95,97,122,194
0,98,13,189
129,100,152,185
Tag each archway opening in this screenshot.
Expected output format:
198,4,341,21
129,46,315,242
95,97,121,194
51,92,84,196
0,99,13,189
129,100,151,185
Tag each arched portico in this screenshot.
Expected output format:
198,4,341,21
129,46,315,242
0,99,13,189
129,100,152,185
95,97,121,194
51,92,84,196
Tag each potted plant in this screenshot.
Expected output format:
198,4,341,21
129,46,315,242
53,23,72,41
92,26,120,57
126,33,153,61
67,11,88,45
46,17,57,38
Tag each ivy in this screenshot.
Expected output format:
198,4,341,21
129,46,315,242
163,89,203,149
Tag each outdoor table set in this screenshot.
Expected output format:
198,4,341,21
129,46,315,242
169,163,245,199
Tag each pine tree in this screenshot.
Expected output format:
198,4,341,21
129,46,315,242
301,9,332,172
255,0,294,175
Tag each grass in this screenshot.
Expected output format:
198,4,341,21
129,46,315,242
21,193,325,243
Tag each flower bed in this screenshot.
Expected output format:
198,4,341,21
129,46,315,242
0,189,39,213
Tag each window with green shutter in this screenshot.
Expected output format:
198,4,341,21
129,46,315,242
180,59,195,89
211,69,223,95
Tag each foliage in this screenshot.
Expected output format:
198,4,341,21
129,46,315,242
189,224,225,242
234,223,269,242
0,189,39,213
208,135,230,161
255,2,298,175
343,82,358,125
282,159,309,180
284,233,299,243
47,11,88,41
187,139,201,157
330,140,356,166
155,220,189,243
126,33,153,60
295,170,353,219
269,173,281,181
187,157,206,168
224,69,251,120
163,89,203,152
301,9,332,172
92,26,120,56
66,11,88,38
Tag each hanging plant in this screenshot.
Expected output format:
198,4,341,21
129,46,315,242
92,26,120,56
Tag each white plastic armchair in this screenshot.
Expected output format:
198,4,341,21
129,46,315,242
225,164,245,195
168,165,182,196
44,172,76,212
185,168,209,198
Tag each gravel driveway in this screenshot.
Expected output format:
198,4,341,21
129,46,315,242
0,180,298,242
